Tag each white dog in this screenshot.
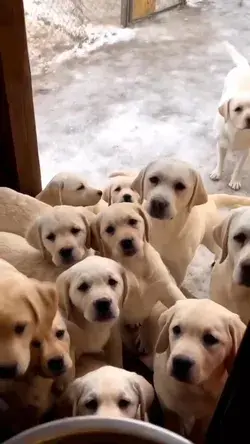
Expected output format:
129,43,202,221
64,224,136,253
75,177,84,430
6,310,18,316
210,42,250,190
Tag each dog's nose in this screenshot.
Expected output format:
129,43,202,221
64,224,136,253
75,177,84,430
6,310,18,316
122,194,132,202
47,357,65,375
59,247,73,260
149,198,169,219
171,355,194,382
246,117,250,129
240,261,250,287
94,298,111,315
0,364,18,379
120,238,136,256
97,190,102,196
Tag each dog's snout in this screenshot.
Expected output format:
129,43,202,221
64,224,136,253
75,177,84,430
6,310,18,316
171,355,194,383
240,261,250,287
122,194,132,202
120,238,136,256
149,197,169,220
47,356,65,375
94,298,111,314
0,364,18,380
59,247,73,261
97,190,102,196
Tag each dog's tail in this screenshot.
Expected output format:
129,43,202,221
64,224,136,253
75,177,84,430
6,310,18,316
211,193,250,209
224,41,249,68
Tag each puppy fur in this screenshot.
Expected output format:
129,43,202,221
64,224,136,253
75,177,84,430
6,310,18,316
103,171,141,205
211,207,250,324
0,206,95,281
91,202,186,326
58,365,154,420
57,256,128,366
132,157,250,286
154,299,245,439
210,42,250,190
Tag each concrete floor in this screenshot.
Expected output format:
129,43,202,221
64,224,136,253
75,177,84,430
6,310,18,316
31,0,250,297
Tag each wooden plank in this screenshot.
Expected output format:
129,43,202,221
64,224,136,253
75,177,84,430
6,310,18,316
132,0,156,20
0,0,41,196
120,0,129,27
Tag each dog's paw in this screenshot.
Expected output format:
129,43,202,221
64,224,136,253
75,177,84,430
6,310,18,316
210,169,221,181
229,179,241,190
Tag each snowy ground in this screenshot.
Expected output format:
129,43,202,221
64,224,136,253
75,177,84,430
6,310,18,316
26,0,250,299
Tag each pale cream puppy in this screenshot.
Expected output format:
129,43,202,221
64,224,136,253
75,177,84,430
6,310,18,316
131,157,250,287
154,299,245,440
211,207,250,324
210,42,250,190
103,171,141,205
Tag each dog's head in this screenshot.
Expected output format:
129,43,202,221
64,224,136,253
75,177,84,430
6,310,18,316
37,172,102,206
63,366,154,420
90,203,150,260
0,262,58,380
31,310,73,380
26,206,95,267
131,158,207,220
213,207,250,286
103,173,141,205
219,94,250,130
57,256,129,324
155,299,245,385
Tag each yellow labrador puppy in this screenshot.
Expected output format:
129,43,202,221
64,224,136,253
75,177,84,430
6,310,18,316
210,42,250,190
154,299,245,440
91,202,185,326
103,171,141,205
0,174,102,236
57,256,128,366
58,365,154,420
211,207,250,324
0,206,95,281
132,157,250,286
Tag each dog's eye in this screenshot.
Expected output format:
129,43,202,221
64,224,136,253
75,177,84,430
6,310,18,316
233,232,246,244
31,339,41,349
149,176,159,186
71,227,81,235
108,278,118,287
128,218,137,227
172,325,181,335
78,282,90,292
105,225,115,235
203,333,219,346
234,106,243,113
174,182,186,191
46,232,56,242
77,184,85,191
85,399,98,411
56,329,65,339
114,186,121,192
14,323,27,335
118,398,131,409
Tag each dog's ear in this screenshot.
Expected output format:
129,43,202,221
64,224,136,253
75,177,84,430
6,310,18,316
213,211,238,263
155,304,178,354
90,213,107,256
58,377,84,417
36,178,64,205
27,280,58,328
225,314,246,373
131,167,148,201
136,205,151,242
102,184,112,205
187,170,208,211
75,207,96,249
130,373,154,421
56,271,72,319
218,99,231,121
26,217,46,258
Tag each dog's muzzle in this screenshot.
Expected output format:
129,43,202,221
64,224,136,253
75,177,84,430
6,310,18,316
120,238,137,256
171,355,194,383
149,197,170,220
94,298,114,321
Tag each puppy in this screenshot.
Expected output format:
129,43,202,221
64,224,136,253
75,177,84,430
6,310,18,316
154,299,245,440
0,259,58,384
91,202,185,326
0,206,95,281
103,171,140,205
210,42,250,190
58,365,154,420
57,256,128,366
211,207,250,324
131,157,250,286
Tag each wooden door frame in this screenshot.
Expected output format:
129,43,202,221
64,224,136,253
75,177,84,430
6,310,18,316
0,0,41,196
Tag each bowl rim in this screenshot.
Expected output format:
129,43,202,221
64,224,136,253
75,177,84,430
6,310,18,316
4,416,193,444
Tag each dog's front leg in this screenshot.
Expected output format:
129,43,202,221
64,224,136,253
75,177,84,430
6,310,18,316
104,322,123,368
210,142,227,181
229,150,249,190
